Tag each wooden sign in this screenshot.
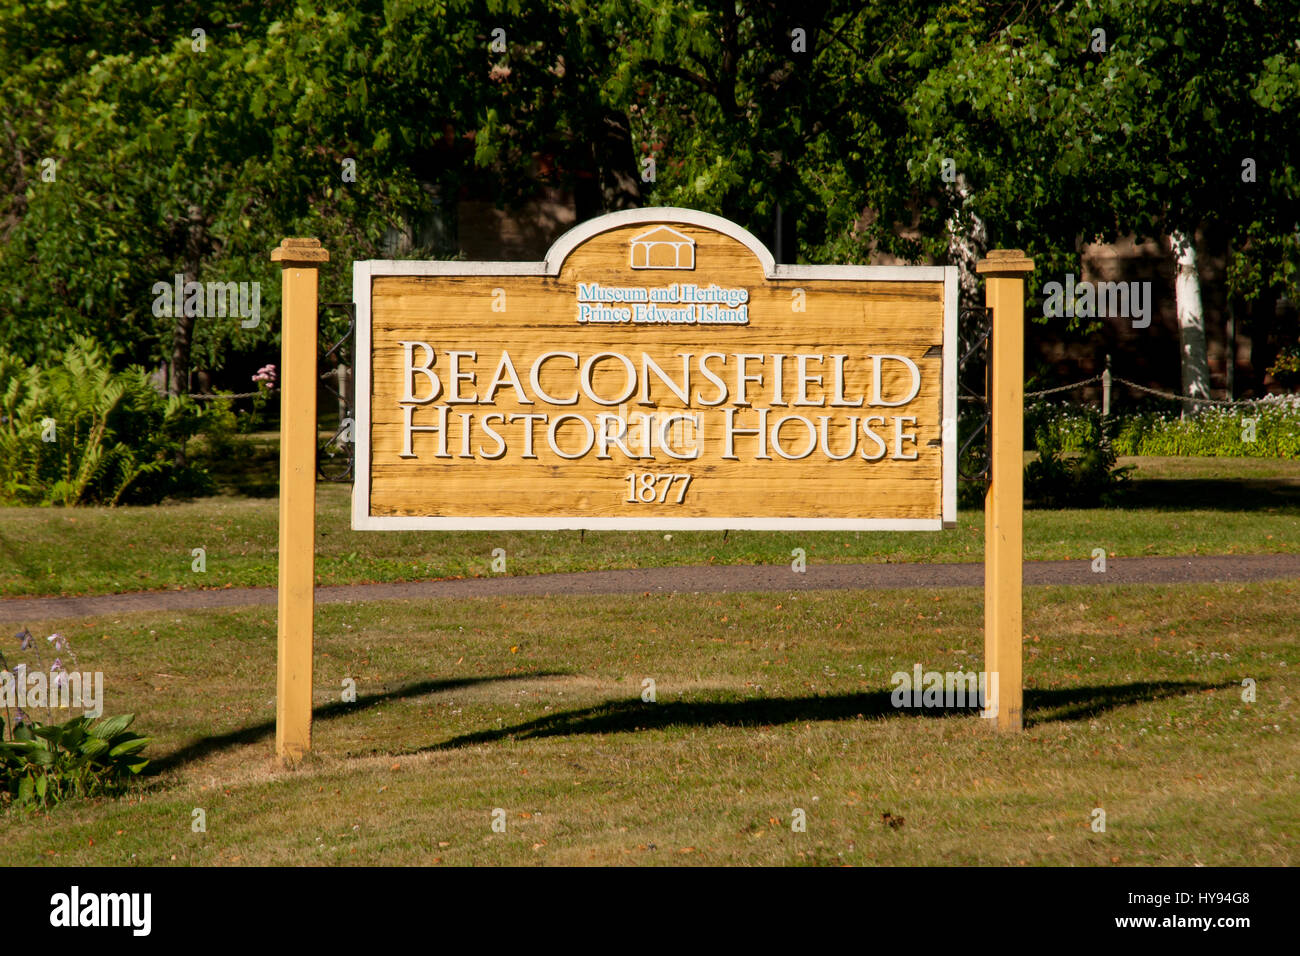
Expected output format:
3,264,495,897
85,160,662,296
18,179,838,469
353,208,956,530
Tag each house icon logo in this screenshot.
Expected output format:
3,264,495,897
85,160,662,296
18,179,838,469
629,225,695,270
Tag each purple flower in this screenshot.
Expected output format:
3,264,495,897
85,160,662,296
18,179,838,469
47,632,65,652
17,629,32,650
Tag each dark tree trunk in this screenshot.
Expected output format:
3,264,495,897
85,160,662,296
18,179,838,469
598,112,642,211
169,306,195,398
168,204,211,467
168,204,209,399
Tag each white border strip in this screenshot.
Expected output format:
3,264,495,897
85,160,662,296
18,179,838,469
357,516,942,531
351,208,957,532
352,260,374,533
942,265,958,527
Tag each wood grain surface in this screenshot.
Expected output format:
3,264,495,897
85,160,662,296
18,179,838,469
364,221,946,522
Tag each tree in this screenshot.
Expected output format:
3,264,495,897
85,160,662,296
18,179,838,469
3,0,1295,405
885,0,1300,396
1085,0,1299,401
0,1,503,382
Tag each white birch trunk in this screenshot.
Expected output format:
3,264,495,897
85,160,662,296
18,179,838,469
1170,230,1211,415
947,174,989,367
947,173,987,308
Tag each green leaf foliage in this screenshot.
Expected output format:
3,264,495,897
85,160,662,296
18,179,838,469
1029,398,1300,459
0,336,212,505
0,0,1295,373
0,713,150,812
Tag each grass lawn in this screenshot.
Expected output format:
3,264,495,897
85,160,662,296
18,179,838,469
2,456,1299,598
1,579,1295,865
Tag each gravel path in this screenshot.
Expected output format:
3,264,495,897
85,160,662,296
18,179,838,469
2,553,1297,623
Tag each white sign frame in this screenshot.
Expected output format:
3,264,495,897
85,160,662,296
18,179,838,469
352,207,957,532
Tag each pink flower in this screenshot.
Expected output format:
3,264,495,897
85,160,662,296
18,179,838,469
252,363,278,390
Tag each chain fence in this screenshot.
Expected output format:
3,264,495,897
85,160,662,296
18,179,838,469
197,374,1274,408
957,373,1285,409
1025,375,1102,399
1105,376,1278,408
191,379,1275,407
187,390,262,400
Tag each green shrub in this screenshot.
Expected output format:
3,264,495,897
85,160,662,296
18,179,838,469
1267,347,1300,389
187,392,242,461
1026,401,1102,453
1110,398,1300,458
0,713,150,811
0,629,150,811
1028,396,1300,460
0,335,214,505
1025,419,1135,508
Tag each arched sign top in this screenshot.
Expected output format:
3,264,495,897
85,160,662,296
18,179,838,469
545,207,776,277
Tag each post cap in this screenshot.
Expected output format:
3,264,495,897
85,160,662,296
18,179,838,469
271,237,330,264
975,249,1034,274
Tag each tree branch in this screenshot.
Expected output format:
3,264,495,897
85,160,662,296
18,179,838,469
639,58,716,98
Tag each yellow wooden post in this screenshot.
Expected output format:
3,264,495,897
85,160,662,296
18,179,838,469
271,238,329,760
976,249,1034,731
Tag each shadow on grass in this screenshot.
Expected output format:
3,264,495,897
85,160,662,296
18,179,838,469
1022,681,1232,725
146,677,1230,773
145,670,567,775
198,438,280,498
1119,477,1300,513
969,472,1300,513
421,679,1224,750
